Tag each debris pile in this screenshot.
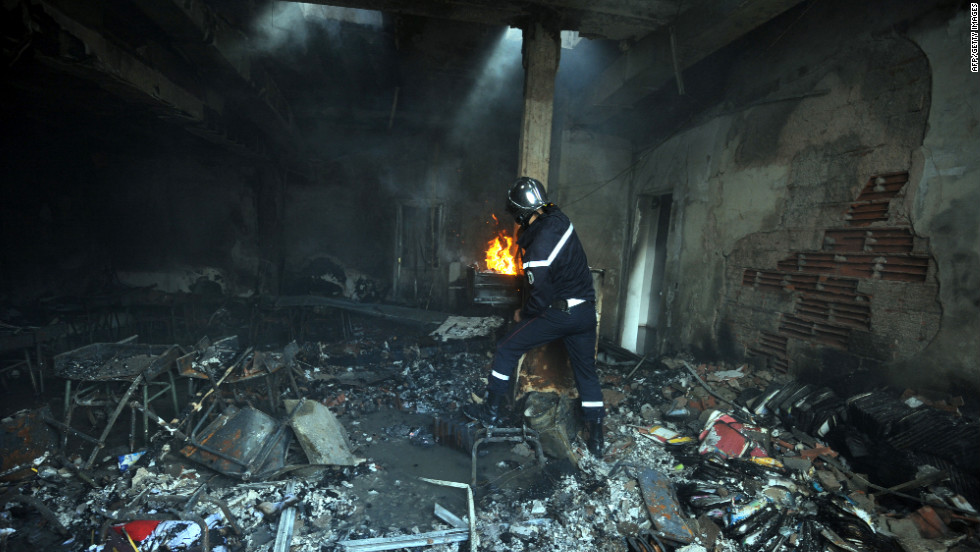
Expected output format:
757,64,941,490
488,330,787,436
1,313,978,552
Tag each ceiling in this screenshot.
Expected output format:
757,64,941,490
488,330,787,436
287,0,691,42
1,0,808,166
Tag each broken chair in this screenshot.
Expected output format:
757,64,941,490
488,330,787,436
52,337,182,468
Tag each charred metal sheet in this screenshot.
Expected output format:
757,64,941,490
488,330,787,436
177,336,288,383
180,406,289,480
176,336,239,379
338,528,469,551
0,407,57,481
636,468,696,544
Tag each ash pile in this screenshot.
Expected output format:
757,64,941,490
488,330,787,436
1,317,979,552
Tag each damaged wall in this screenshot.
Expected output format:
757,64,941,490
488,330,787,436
899,10,980,393
624,2,978,396
554,129,632,339
97,153,283,297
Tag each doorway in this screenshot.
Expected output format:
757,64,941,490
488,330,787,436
620,193,672,355
392,201,444,307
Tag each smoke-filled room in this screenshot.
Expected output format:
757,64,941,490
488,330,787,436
1,1,978,551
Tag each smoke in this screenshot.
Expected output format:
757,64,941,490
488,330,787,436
555,34,619,107
250,2,383,53
373,27,523,206
446,27,523,145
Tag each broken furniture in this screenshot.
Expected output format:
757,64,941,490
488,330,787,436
338,527,469,551
52,338,182,468
177,335,299,415
471,426,545,488
0,348,43,394
431,417,546,487
0,322,69,394
178,403,296,481
521,391,581,464
338,477,477,552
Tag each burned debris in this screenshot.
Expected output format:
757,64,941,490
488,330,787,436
0,0,976,549
0,298,977,552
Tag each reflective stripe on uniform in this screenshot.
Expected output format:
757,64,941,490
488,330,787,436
523,223,574,269
581,401,604,408
491,370,510,381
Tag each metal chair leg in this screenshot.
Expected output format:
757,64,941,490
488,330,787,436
23,350,38,395
85,375,144,469
168,370,179,415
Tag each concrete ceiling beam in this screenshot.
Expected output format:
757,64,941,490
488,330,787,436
284,0,682,40
36,1,208,122
290,0,527,29
129,0,299,153
530,0,680,22
33,1,264,156
577,0,805,126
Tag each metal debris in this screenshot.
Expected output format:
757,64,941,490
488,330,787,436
637,467,697,544
179,405,292,480
272,481,298,552
2,313,977,552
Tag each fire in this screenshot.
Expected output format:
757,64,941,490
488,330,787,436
485,230,520,274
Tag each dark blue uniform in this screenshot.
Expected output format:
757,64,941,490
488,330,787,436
487,207,605,422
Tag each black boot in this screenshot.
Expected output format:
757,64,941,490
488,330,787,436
585,418,604,457
462,390,504,427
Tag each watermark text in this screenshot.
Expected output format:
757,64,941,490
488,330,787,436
972,3,978,72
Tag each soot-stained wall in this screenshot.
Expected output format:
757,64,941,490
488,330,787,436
282,124,521,307
623,3,978,396
554,129,633,340
0,121,278,301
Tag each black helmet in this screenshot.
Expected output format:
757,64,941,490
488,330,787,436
506,176,548,227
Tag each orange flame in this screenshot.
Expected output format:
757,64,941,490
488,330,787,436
485,230,519,274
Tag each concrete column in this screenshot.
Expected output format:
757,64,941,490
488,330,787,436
518,22,560,186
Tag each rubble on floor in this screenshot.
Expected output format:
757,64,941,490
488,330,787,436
1,316,978,552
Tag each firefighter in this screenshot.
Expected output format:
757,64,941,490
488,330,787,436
463,176,605,457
